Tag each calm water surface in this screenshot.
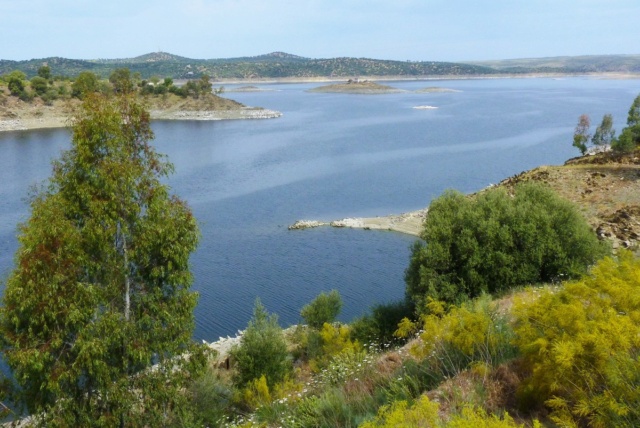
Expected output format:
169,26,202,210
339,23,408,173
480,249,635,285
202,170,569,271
1,77,639,341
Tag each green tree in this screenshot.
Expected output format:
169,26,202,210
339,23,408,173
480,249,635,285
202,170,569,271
230,299,292,388
71,71,99,99
109,67,135,94
0,93,204,426
405,183,607,308
37,65,51,80
591,114,615,149
30,76,48,96
611,94,640,154
572,114,591,154
300,290,343,329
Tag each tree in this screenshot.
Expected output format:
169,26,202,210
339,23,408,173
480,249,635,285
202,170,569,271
230,299,291,389
591,114,615,149
572,114,591,154
0,93,204,426
513,251,640,426
612,94,640,154
37,65,51,80
30,76,48,96
109,67,135,94
71,71,99,99
405,183,608,308
300,290,343,329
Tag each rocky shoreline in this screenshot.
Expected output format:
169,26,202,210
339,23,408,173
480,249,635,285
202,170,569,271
0,108,282,133
289,208,428,236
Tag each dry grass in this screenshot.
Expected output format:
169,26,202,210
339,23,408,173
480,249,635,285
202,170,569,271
497,151,640,252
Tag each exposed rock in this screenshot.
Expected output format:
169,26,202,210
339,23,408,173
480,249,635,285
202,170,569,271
288,220,328,230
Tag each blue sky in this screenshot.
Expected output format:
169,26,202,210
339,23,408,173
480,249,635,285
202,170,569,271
2,0,639,61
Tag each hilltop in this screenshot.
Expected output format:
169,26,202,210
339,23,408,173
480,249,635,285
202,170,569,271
2,52,640,81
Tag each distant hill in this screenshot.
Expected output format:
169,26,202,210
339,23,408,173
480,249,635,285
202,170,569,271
467,54,640,74
1,52,639,80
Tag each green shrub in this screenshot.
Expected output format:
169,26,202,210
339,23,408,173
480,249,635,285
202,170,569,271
405,182,608,308
230,298,292,389
351,299,414,345
190,367,233,426
301,290,343,329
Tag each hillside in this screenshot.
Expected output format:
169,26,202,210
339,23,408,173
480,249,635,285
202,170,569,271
468,54,640,74
1,52,496,80
3,52,640,81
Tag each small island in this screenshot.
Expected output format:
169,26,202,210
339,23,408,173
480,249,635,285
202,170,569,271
308,79,405,94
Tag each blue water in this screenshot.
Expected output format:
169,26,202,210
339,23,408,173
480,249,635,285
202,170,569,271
1,77,639,341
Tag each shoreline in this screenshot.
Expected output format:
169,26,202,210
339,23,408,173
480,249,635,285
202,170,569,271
0,108,282,133
210,71,640,85
289,208,428,236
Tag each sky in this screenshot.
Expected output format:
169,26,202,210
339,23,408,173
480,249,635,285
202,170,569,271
1,0,639,62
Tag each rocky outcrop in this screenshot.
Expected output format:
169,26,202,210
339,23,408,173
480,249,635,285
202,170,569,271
288,220,328,230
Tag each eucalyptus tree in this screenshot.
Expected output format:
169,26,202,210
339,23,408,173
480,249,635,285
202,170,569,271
0,93,205,426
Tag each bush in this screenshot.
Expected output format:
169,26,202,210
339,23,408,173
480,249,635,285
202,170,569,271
513,251,640,427
360,395,534,428
230,298,292,389
405,182,608,308
301,290,343,329
190,367,233,426
398,296,517,380
351,299,414,345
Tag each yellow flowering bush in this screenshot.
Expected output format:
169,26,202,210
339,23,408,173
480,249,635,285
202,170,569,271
513,251,640,427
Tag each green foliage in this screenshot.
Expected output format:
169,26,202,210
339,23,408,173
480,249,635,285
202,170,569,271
109,67,135,94
0,93,203,425
301,290,343,329
7,76,25,96
351,299,415,345
230,299,292,389
591,113,615,148
612,127,637,153
71,71,100,99
37,65,51,80
405,182,607,307
513,251,640,427
573,114,591,154
29,76,48,95
190,366,233,427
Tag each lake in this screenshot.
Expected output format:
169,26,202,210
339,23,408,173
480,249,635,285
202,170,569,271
0,77,638,341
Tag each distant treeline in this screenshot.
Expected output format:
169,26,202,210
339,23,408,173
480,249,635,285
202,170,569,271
4,51,638,81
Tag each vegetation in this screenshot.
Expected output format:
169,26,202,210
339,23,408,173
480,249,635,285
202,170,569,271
300,289,343,329
572,93,640,154
2,59,639,427
0,93,206,426
229,299,292,389
405,182,607,308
